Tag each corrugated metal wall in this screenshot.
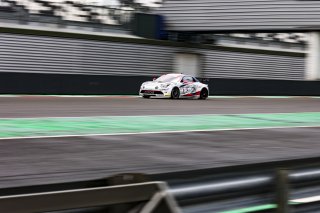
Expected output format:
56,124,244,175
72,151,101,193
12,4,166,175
158,0,320,31
0,33,305,80
0,33,175,76
202,51,305,80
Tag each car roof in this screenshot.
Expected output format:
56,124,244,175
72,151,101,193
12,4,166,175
162,73,186,78
165,73,183,76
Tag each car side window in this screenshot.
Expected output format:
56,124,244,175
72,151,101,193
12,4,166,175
182,76,194,83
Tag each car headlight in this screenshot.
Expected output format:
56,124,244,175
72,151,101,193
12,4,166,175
141,83,146,89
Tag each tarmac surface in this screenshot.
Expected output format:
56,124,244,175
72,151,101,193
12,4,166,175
0,96,320,118
0,96,320,188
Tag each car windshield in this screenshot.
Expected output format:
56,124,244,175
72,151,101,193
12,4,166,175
156,74,181,83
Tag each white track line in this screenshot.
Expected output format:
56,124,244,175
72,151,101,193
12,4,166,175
1,125,320,140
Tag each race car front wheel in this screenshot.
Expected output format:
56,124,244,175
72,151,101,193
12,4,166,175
199,88,208,100
171,87,180,99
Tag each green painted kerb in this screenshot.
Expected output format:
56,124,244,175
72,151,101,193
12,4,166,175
218,201,303,213
0,112,320,138
219,204,276,213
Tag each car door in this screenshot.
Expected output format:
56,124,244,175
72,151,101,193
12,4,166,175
180,76,197,95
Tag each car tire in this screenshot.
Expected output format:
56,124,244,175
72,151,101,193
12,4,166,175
199,88,208,100
171,87,180,99
143,95,151,99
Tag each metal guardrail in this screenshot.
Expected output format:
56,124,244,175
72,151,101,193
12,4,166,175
1,157,320,213
163,162,320,212
0,182,181,213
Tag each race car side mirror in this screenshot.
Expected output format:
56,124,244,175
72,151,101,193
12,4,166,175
153,77,156,81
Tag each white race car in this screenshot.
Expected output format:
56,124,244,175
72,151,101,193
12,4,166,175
139,73,209,99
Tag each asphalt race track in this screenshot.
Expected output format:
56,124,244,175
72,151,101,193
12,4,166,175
0,96,320,188
0,96,320,118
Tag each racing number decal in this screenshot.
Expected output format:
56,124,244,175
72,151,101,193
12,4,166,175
180,85,196,95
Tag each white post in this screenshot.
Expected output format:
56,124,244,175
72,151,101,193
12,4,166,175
306,32,320,80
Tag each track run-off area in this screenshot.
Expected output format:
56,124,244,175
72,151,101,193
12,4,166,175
0,95,320,187
1,112,320,139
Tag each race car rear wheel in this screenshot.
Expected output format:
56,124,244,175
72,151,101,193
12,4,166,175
171,87,180,99
199,88,208,100
143,95,151,99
